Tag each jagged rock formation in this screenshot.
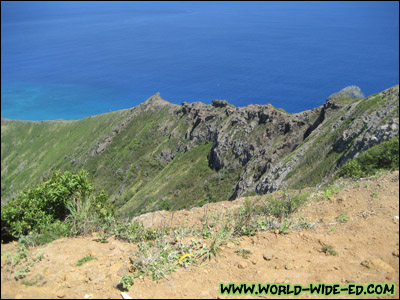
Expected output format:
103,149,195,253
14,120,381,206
1,85,399,216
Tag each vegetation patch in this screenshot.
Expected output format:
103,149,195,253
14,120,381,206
1,170,113,242
336,214,348,223
322,245,338,256
338,136,399,178
235,249,252,259
76,256,98,266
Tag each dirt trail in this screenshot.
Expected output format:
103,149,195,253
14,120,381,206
1,171,399,299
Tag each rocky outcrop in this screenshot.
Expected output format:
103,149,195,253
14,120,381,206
174,99,322,198
255,85,399,194
212,99,229,108
171,85,398,198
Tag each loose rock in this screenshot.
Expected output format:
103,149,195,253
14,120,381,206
263,251,274,261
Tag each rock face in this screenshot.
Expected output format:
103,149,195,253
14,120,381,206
174,100,321,198
167,85,399,198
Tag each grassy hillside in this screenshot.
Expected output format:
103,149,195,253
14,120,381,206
1,110,131,203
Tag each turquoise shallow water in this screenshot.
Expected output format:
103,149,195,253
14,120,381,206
1,1,399,120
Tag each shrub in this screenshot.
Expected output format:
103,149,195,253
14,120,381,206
339,136,399,178
119,274,135,291
1,170,111,240
267,192,309,219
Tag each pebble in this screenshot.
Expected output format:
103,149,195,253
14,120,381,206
285,264,293,270
238,262,248,269
56,291,66,298
361,259,395,273
263,250,274,261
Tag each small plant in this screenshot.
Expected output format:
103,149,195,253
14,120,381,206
336,214,348,223
235,249,252,259
280,220,291,234
330,226,337,233
76,256,98,266
372,192,378,198
294,217,315,230
94,232,110,243
200,228,231,262
266,192,309,220
13,249,44,280
21,279,38,286
131,240,179,281
322,245,338,256
315,185,342,200
119,274,135,291
14,265,30,280
201,223,212,239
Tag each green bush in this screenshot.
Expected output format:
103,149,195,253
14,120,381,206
18,220,73,246
339,136,399,178
267,192,309,219
1,170,111,240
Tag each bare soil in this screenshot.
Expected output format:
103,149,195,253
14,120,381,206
1,171,399,299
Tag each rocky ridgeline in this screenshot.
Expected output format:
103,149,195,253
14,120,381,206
90,85,399,201
2,85,398,211
156,85,399,198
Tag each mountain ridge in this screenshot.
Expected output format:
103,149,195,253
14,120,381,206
1,85,399,217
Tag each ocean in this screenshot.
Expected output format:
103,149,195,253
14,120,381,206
1,1,399,120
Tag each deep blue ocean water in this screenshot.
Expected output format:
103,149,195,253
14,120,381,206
1,1,399,121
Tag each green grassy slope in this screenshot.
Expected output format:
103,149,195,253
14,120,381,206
1,110,131,203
